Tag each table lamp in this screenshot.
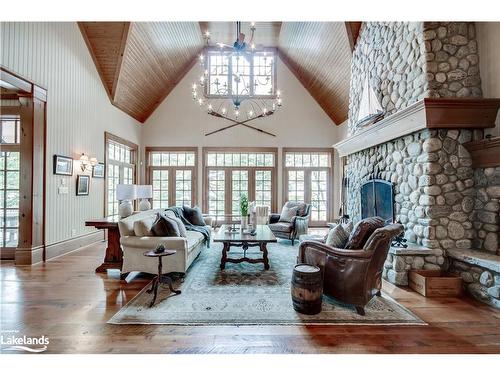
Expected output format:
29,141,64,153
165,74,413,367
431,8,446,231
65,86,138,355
116,184,137,218
136,185,153,211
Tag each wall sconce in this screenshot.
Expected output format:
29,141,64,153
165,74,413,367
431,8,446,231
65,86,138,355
79,153,98,172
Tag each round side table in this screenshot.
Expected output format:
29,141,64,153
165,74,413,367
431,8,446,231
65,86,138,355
143,249,181,307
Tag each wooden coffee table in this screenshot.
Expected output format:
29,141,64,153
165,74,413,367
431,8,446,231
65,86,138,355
213,225,277,270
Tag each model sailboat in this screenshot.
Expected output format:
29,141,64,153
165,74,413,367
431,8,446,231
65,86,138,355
355,78,385,128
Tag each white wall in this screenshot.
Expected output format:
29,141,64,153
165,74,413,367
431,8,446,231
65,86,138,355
477,22,500,136
142,57,345,216
0,22,142,245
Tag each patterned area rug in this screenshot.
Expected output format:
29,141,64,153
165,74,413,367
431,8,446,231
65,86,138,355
109,241,425,325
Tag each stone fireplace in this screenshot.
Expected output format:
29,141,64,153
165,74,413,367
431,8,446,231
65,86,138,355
334,21,500,308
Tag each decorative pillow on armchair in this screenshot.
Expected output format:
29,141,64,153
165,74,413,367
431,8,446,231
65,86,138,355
182,205,206,226
325,224,350,248
278,201,300,223
345,217,385,250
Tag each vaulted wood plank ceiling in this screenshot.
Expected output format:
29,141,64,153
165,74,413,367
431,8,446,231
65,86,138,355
79,22,204,122
79,22,359,124
278,22,354,125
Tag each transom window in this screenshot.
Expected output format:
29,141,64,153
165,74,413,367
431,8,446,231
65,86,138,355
204,148,277,224
283,149,333,226
205,49,276,98
0,115,20,247
146,148,197,209
105,133,137,216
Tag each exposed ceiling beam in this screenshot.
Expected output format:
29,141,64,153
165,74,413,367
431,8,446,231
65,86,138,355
345,22,363,51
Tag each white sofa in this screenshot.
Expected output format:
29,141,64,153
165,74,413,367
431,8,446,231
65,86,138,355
118,209,212,276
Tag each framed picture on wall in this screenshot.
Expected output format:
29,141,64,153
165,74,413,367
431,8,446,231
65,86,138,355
53,155,73,175
76,175,90,196
92,163,105,178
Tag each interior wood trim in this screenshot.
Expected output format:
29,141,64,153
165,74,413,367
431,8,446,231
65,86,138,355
334,98,500,156
0,247,15,260
0,66,33,93
464,136,500,168
345,22,363,51
111,23,131,99
105,131,139,152
44,230,104,262
14,245,44,265
78,23,113,101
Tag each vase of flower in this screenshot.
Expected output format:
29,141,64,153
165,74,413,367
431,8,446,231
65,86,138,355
240,194,249,230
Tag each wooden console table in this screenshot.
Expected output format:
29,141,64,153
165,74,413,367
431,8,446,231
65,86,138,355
85,216,122,273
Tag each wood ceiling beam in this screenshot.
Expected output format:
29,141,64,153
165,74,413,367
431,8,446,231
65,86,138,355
345,22,363,52
78,22,131,102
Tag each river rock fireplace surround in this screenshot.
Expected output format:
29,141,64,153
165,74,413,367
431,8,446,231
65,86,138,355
333,98,500,307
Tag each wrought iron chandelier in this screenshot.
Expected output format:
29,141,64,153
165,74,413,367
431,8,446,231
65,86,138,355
191,22,282,136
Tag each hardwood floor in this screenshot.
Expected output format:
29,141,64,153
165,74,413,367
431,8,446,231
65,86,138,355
1,239,499,354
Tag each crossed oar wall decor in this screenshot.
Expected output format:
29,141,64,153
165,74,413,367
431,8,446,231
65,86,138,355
205,111,276,137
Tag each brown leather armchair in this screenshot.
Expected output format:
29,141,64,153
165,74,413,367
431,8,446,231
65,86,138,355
298,223,403,315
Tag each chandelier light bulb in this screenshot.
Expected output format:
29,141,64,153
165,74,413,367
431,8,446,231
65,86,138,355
198,98,203,106
277,98,282,106
251,43,255,50
208,104,213,112
205,30,210,38
192,83,197,90
235,110,239,118
222,108,227,115
263,108,267,115
277,90,281,97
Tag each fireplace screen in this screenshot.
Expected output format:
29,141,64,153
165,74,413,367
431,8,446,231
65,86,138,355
360,179,394,224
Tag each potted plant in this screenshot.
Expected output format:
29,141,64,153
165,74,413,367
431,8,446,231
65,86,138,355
240,194,249,229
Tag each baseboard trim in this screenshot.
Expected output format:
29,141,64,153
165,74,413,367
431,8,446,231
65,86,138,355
15,245,44,265
0,248,16,260
45,231,105,262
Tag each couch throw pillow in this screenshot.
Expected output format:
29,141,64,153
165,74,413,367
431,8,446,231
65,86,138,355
151,212,181,237
183,205,206,226
133,217,155,237
325,223,350,248
345,216,385,250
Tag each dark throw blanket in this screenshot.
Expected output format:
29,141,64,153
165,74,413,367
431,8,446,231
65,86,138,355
166,207,211,247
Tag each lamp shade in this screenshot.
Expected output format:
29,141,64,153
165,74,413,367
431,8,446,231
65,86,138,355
116,184,137,201
136,185,153,199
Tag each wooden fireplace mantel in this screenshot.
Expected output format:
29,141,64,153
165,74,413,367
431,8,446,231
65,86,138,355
333,98,500,157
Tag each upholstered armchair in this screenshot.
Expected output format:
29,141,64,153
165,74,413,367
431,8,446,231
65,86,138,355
298,223,403,315
268,203,312,245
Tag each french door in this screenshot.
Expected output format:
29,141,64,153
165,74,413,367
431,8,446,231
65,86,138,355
203,148,277,225
146,148,197,209
283,149,334,226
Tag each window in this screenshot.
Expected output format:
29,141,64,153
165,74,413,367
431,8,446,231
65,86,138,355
204,148,277,224
105,133,138,216
146,148,197,209
0,115,20,247
283,149,333,226
205,49,277,98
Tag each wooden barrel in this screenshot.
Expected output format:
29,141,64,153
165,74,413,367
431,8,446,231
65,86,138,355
291,264,323,315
